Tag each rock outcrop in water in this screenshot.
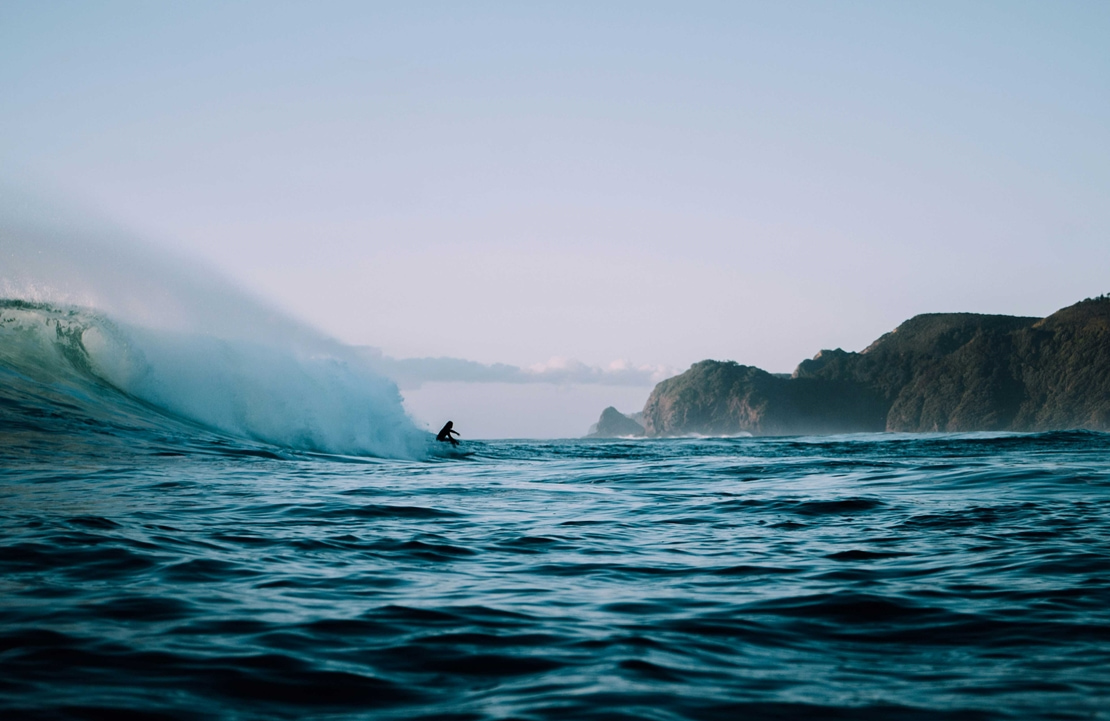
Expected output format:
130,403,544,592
635,296,1110,436
587,407,646,437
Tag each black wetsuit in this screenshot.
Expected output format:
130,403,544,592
436,421,460,446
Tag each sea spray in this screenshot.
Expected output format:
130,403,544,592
0,194,428,458
88,317,425,456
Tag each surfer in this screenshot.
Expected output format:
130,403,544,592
436,421,460,446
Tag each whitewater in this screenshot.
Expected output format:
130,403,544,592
2,212,1109,719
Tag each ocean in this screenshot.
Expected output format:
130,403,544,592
2,302,1110,719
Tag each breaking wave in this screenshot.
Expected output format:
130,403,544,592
0,196,431,459
0,300,430,458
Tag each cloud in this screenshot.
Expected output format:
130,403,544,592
356,348,674,390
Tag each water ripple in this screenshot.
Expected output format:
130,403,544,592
3,433,1110,718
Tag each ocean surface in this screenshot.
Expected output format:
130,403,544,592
3,302,1110,719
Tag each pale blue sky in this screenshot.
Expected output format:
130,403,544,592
3,1,1109,435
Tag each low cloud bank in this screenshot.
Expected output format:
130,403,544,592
358,348,674,390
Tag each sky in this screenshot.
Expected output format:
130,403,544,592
2,1,1109,437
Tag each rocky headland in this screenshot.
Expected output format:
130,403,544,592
589,297,1110,437
587,407,645,438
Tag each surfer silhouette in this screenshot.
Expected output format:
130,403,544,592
436,421,460,446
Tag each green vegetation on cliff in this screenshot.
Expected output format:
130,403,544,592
637,297,1110,436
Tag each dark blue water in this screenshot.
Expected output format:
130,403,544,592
4,428,1110,719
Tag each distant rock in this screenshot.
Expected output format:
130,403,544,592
637,296,1110,437
587,406,645,438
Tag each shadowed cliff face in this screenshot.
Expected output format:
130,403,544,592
639,297,1110,436
640,363,887,436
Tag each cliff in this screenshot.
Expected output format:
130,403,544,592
639,297,1110,436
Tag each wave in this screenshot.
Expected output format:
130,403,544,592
0,194,439,459
0,299,430,458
